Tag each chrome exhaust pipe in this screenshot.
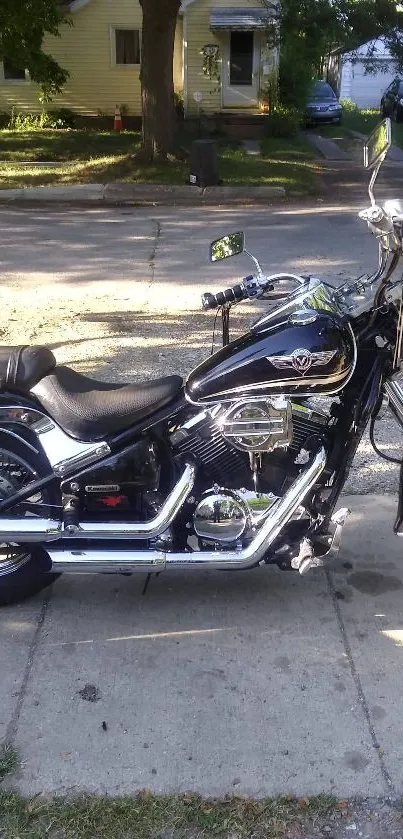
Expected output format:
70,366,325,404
0,518,62,543
0,461,195,544
385,371,403,426
48,446,326,573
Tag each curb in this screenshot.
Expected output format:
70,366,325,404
0,182,286,206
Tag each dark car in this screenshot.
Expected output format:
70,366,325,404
380,78,403,122
305,80,342,125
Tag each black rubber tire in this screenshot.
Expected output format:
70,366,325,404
0,432,61,607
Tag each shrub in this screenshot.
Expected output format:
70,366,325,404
48,108,76,128
174,90,184,120
340,98,360,113
263,105,301,137
7,108,75,130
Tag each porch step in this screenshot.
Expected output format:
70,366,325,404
215,111,266,140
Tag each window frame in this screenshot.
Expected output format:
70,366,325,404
110,26,141,67
0,59,30,85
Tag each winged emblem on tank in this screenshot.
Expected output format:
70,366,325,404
268,348,337,376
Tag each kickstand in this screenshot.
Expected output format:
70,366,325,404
142,572,160,596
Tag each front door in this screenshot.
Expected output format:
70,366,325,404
222,31,260,108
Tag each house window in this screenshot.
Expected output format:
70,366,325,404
2,58,28,81
114,29,141,65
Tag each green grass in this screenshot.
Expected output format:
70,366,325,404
337,107,403,151
342,108,380,137
0,744,19,783
0,128,319,193
0,791,339,839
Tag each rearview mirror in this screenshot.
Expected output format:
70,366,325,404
364,118,391,169
210,232,245,262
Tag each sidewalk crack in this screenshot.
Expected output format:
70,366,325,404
148,219,161,288
326,569,394,793
4,590,51,746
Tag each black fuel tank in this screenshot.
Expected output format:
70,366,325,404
186,292,356,404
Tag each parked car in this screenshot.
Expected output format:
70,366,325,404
305,80,342,125
380,78,403,122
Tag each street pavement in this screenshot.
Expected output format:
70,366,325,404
0,203,403,798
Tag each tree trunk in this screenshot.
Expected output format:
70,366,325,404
139,0,181,161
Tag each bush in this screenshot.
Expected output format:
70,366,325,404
339,98,360,113
48,108,76,128
174,90,184,120
263,106,301,138
7,108,75,130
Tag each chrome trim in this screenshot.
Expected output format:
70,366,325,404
0,517,62,543
0,406,111,476
290,507,351,574
49,549,166,574
63,461,196,539
385,371,403,426
48,447,327,573
217,397,293,452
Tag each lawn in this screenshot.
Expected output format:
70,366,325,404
0,128,319,193
342,106,403,149
0,789,341,839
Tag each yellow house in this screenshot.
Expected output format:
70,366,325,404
0,0,277,119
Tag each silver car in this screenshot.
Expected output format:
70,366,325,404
305,80,342,125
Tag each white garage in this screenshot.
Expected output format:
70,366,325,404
330,38,398,110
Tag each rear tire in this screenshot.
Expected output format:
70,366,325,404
0,432,61,606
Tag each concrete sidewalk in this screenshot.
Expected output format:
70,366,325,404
2,494,403,798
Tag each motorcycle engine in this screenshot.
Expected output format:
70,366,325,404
170,398,331,546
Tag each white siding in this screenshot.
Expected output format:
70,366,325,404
340,59,397,109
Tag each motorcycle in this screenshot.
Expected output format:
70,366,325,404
1,118,403,606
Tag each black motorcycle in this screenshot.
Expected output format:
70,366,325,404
1,119,402,606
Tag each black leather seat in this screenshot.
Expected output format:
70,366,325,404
32,365,183,441
0,345,56,392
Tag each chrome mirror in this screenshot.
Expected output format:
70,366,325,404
364,118,391,169
210,232,245,262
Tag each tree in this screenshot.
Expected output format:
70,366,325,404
0,0,69,102
263,0,403,108
138,0,181,161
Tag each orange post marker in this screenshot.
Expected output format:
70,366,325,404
114,104,123,132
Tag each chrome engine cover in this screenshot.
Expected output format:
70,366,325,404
194,488,278,544
216,397,292,453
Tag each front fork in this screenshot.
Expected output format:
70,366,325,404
384,369,403,534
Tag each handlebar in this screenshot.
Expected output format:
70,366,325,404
202,272,309,311
202,283,247,311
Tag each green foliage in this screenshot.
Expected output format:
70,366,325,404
339,98,360,113
259,71,279,114
8,108,74,130
279,39,317,110
0,743,19,782
262,0,403,110
0,0,69,101
263,106,301,138
174,90,184,119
